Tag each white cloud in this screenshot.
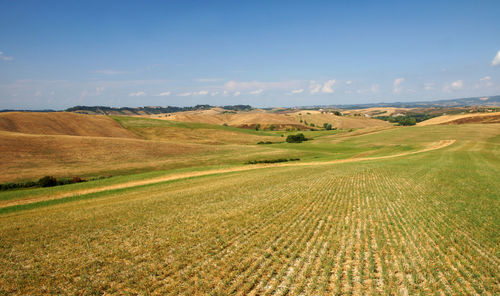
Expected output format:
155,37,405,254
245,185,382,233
451,80,463,90
129,91,146,97
156,91,171,97
424,83,434,91
476,76,492,88
321,80,336,93
291,89,304,94
249,89,263,95
194,90,208,95
210,91,219,96
34,90,41,97
371,84,379,93
94,69,126,75
233,91,241,97
393,78,404,94
96,87,105,95
222,90,229,96
177,92,192,97
345,80,352,85
0,51,13,61
491,50,500,66
309,81,321,94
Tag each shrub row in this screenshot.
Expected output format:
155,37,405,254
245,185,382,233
245,158,300,165
0,176,86,191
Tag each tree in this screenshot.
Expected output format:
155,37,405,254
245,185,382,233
269,124,275,131
324,123,332,130
255,124,261,131
38,176,57,187
398,117,417,126
286,133,307,143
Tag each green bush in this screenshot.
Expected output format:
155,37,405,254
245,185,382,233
286,133,307,143
38,176,58,187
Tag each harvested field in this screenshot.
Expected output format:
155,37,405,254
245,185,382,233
418,112,500,126
0,112,139,138
151,108,390,130
0,124,498,295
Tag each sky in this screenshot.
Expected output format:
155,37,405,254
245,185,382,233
1,0,500,109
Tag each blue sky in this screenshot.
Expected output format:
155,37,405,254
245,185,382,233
1,0,499,109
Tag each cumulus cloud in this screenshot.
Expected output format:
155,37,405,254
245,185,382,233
177,92,192,97
309,81,322,94
129,91,146,97
0,51,13,61
371,84,379,93
393,78,404,94
249,89,263,95
233,91,241,97
322,80,336,93
290,89,304,94
476,76,492,88
424,83,434,91
345,80,352,85
210,91,219,96
34,90,41,97
94,69,126,75
193,90,208,95
451,80,463,90
156,91,171,97
491,50,500,66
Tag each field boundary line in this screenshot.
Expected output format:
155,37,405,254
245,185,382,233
0,140,455,210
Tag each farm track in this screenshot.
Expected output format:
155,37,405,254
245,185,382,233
1,140,455,209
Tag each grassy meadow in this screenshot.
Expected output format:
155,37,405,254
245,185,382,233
0,119,499,295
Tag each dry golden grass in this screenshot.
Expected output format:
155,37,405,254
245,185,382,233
290,110,392,129
131,125,278,144
418,111,500,126
0,130,213,182
342,107,409,116
0,125,498,295
0,112,139,138
150,108,391,130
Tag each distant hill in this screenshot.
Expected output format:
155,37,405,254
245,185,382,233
300,95,500,110
64,104,252,115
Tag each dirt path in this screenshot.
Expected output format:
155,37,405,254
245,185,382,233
1,140,455,209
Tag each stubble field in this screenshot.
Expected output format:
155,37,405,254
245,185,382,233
0,121,498,295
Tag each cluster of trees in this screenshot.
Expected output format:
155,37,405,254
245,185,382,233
286,133,308,143
375,115,419,126
0,176,86,191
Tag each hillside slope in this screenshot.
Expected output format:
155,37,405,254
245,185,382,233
0,112,139,138
418,112,500,126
